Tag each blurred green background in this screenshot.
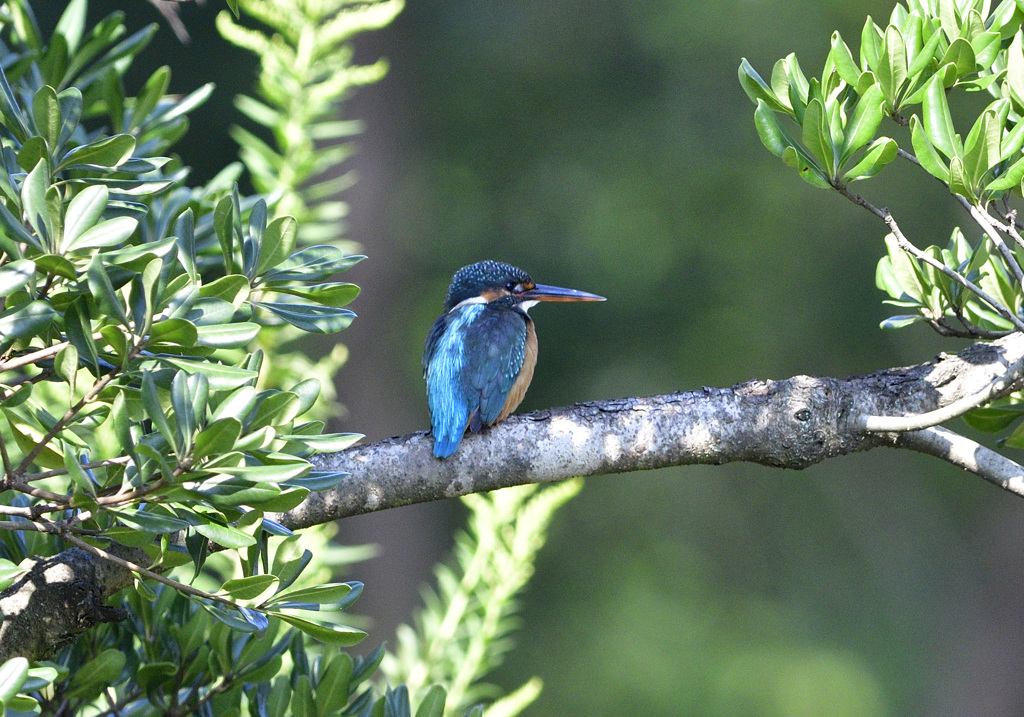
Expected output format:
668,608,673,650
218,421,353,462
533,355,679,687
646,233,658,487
42,1,1024,714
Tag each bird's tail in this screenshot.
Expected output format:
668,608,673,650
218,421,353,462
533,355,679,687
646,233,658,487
432,431,462,458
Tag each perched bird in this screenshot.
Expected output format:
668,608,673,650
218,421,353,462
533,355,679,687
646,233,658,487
423,260,605,458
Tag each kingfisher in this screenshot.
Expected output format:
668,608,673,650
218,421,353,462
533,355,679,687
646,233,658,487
423,260,605,458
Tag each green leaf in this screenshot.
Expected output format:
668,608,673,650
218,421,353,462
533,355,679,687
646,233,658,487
939,36,976,78
949,155,978,202
842,136,898,182
157,356,258,390
414,686,448,717
0,259,35,294
271,612,366,646
910,114,949,180
22,158,52,245
267,282,360,308
922,73,958,159
219,574,278,600
840,83,884,164
0,66,30,142
129,65,170,132
737,58,788,112
198,274,250,307
878,24,908,106
113,508,189,534
193,418,243,462
194,322,260,349
801,97,834,173
194,521,257,548
260,247,364,284
64,444,95,494
0,560,25,593
963,406,1024,432
54,343,78,391
141,370,177,452
64,297,100,375
829,31,861,86
254,302,356,333
267,582,354,607
66,649,124,697
32,84,60,149
56,133,136,170
256,215,297,277
315,654,353,717
214,461,310,483
753,100,794,157
1008,31,1024,111
0,301,55,347
62,185,108,251
87,254,129,325
148,317,199,348
0,657,29,701
988,153,1024,191
277,432,362,453
55,0,88,52
64,216,137,253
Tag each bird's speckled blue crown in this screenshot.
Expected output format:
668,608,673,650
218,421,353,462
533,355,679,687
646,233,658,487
443,261,533,311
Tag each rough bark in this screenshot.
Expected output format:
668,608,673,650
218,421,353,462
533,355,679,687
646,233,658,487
3,332,1023,661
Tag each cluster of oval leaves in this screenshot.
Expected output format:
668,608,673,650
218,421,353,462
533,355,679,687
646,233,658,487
740,0,1024,444
0,1,473,716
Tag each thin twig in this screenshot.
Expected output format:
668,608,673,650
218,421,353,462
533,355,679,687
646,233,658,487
895,426,1024,497
14,344,141,477
969,204,1024,287
61,532,242,609
23,455,132,484
835,184,1024,332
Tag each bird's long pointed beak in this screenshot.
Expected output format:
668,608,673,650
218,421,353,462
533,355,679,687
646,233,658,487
521,284,606,302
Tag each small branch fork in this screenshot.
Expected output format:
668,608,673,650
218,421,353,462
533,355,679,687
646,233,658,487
832,155,1024,450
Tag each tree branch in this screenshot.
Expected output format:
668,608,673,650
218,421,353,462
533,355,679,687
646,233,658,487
5,332,1024,660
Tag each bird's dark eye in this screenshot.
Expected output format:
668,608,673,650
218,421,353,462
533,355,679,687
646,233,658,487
505,282,517,292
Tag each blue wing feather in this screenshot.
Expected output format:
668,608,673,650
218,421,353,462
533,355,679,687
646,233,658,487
423,304,527,458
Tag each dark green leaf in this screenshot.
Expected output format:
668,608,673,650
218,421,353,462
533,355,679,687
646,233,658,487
260,247,364,284
113,508,189,534
963,406,1024,432
141,370,176,452
219,574,278,600
271,612,366,646
66,649,124,698
195,322,260,349
64,297,100,375
0,301,55,346
148,317,199,348
0,259,35,294
32,84,60,149
267,582,354,608
254,302,355,333
194,521,257,548
191,421,241,467
268,282,360,308
87,254,129,325
56,133,135,170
